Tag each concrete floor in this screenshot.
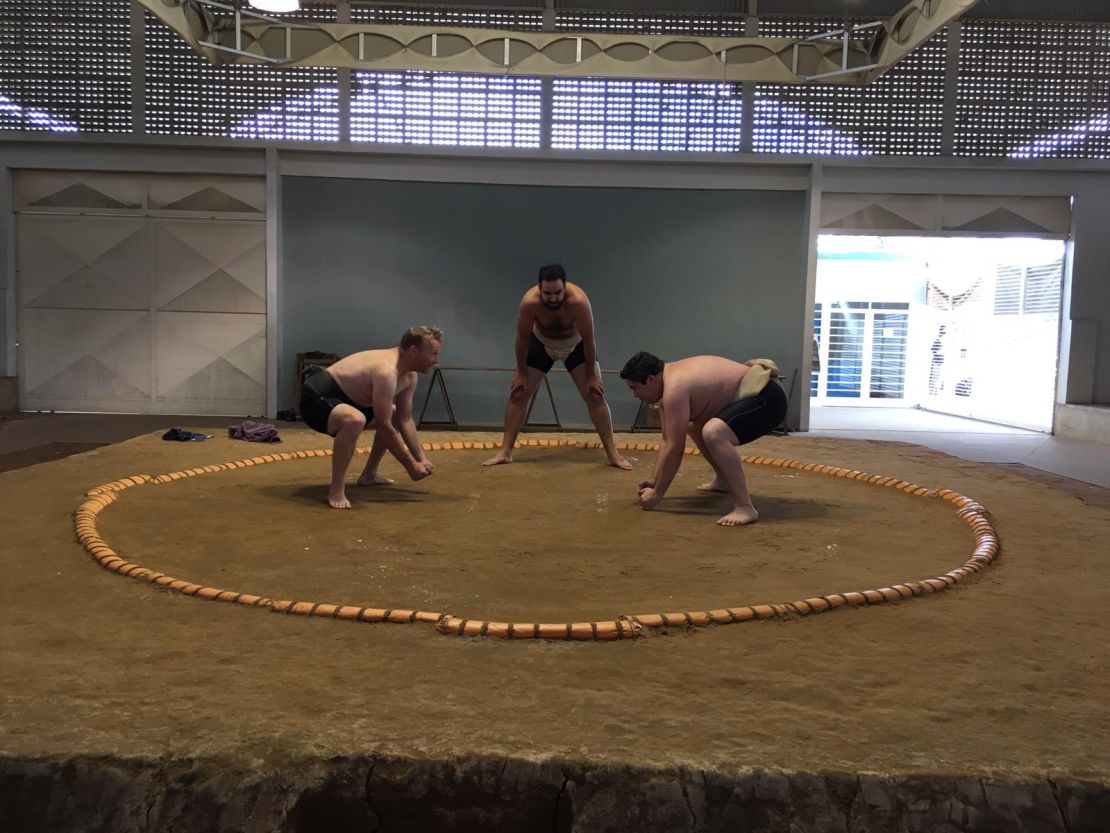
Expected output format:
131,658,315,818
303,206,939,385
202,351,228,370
0,412,237,454
808,405,1110,489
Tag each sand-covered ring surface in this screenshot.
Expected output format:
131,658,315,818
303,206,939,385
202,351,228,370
73,438,999,640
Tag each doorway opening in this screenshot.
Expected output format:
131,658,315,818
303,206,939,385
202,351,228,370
812,235,1065,432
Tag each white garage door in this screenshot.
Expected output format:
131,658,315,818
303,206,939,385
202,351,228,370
15,171,267,415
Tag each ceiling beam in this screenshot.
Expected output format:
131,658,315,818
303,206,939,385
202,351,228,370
136,0,978,85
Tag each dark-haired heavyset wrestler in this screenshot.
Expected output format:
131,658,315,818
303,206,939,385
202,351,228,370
620,351,787,527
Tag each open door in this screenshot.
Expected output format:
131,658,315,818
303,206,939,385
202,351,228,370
813,234,1064,432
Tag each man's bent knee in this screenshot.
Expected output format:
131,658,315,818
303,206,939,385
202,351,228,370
703,418,737,445
330,411,366,437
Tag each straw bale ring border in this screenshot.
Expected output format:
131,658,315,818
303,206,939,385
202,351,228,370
73,439,999,641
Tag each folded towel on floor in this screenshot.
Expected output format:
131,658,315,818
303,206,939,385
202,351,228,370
228,419,282,443
162,428,213,442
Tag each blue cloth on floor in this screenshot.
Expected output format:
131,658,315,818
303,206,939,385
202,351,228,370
162,428,212,442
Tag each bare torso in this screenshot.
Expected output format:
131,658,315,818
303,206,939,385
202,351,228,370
662,355,751,425
523,281,588,340
326,348,416,408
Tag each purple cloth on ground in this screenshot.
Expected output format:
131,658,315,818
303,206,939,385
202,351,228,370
228,420,282,443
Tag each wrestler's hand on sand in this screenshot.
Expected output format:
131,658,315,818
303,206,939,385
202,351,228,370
418,459,435,474
638,487,661,510
638,479,656,492
407,460,434,480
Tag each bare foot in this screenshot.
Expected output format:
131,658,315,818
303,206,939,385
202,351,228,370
608,454,633,471
717,506,758,527
697,479,730,493
328,491,351,509
482,451,513,466
357,472,394,486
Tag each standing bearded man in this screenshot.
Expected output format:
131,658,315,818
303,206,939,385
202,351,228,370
483,263,631,470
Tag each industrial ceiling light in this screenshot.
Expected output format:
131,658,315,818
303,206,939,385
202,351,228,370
248,0,300,12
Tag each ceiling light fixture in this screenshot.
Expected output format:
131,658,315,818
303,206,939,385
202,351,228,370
248,0,300,13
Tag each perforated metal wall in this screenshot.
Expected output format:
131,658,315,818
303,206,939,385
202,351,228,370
954,20,1110,159
551,78,744,152
144,10,340,140
753,16,947,156
350,71,543,146
0,4,1108,159
0,0,131,133
549,10,746,152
